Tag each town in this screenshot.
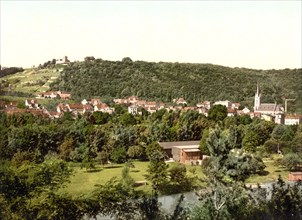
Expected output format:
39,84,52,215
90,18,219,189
1,84,301,125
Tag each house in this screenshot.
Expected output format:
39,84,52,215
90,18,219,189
274,113,285,124
128,96,139,104
158,102,165,109
81,99,89,105
214,100,232,109
90,99,102,106
237,107,251,115
227,108,236,117
94,103,115,114
144,101,157,108
47,111,61,119
232,103,240,109
175,98,187,105
137,100,147,106
67,104,84,115
56,103,69,113
183,106,196,111
25,99,39,109
284,114,302,125
37,91,58,99
145,106,157,114
197,107,208,117
83,104,94,113
113,98,129,105
197,101,211,109
159,141,202,164
57,91,71,100
128,104,139,114
261,114,274,122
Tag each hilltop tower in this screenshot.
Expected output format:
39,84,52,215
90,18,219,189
254,83,261,110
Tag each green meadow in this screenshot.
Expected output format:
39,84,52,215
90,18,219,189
60,158,289,198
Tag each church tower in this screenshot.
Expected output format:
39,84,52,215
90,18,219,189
254,83,261,110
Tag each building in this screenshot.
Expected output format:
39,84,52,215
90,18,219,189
56,56,70,64
284,114,302,125
288,172,302,181
128,104,139,114
227,108,236,117
174,98,187,105
94,103,115,114
25,99,39,109
159,141,202,164
213,100,232,109
254,83,284,116
197,101,211,110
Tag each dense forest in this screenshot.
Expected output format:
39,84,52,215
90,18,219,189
50,58,302,112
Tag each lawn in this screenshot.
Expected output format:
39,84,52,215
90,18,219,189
60,156,292,198
245,156,290,185
58,161,205,198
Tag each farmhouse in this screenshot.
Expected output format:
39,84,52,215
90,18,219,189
159,141,202,165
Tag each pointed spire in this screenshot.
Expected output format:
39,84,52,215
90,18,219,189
256,81,259,95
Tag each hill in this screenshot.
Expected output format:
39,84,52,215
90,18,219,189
0,67,61,96
49,58,302,113
1,59,301,113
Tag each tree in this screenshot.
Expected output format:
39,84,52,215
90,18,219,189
127,145,145,160
119,112,136,126
81,144,97,171
280,153,302,171
228,125,243,149
111,146,127,164
199,128,210,155
208,105,227,122
59,137,74,161
203,126,265,182
0,159,80,219
146,150,168,190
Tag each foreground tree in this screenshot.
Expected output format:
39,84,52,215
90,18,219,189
146,149,168,191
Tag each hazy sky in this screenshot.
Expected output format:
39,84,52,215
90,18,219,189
1,1,301,69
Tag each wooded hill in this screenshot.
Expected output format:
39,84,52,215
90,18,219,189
47,58,301,113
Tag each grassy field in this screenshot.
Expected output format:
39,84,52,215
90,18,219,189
246,156,289,185
58,161,205,198
59,156,290,198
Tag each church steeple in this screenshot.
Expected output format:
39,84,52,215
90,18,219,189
254,82,261,111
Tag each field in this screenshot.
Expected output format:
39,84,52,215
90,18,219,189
246,156,290,185
59,157,290,198
58,161,205,198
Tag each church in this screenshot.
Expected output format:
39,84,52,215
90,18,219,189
254,84,284,116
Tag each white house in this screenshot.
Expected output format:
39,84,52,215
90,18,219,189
284,115,302,125
128,104,139,114
197,101,211,109
214,100,232,108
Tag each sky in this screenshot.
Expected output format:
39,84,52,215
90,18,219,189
0,1,301,69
